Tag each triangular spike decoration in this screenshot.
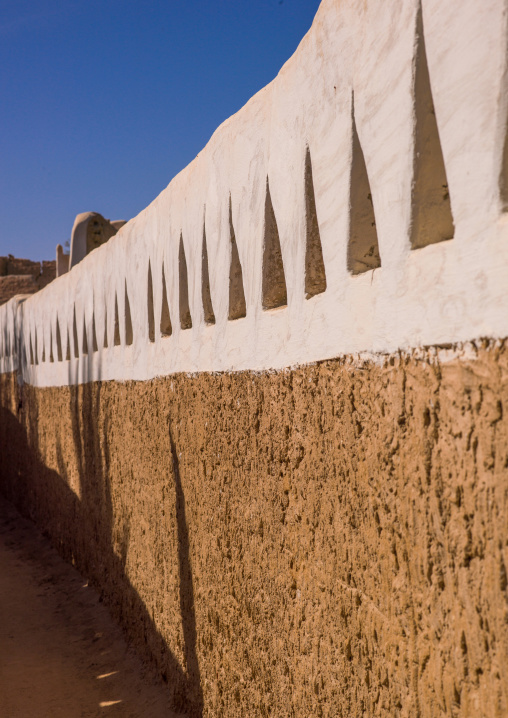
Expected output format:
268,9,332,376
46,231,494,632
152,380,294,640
82,318,88,355
201,220,215,325
114,293,121,346
228,196,247,320
160,264,172,337
103,306,108,349
73,307,79,358
56,317,63,361
347,97,381,274
262,177,287,309
147,262,155,342
125,281,133,346
179,234,192,330
501,113,508,209
410,4,454,248
92,312,98,352
304,146,327,298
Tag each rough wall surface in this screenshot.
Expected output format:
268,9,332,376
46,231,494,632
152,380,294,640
0,257,56,306
1,2,508,715
1,342,508,717
0,276,39,306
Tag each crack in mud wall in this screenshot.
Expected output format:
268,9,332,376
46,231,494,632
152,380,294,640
1,344,508,717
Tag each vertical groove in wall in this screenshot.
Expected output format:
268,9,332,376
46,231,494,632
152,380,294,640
262,178,287,310
49,331,54,363
410,5,454,249
34,331,39,365
73,307,79,358
201,222,215,325
304,146,327,299
347,100,381,274
41,336,45,363
228,196,247,321
114,294,121,346
66,329,71,361
103,307,108,349
82,318,88,355
501,111,508,210
179,234,192,330
147,262,155,343
56,318,63,361
125,281,133,346
160,264,172,337
29,334,34,365
91,312,98,353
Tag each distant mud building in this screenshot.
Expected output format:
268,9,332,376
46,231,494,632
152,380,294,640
0,256,56,306
1,1,508,716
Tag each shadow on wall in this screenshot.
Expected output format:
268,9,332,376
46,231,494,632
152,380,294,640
0,376,203,717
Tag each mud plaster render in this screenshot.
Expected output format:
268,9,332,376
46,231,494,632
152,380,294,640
1,343,508,717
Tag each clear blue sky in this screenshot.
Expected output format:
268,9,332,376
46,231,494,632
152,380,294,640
0,0,320,261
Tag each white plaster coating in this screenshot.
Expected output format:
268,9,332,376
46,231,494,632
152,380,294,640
2,0,508,387
68,212,96,269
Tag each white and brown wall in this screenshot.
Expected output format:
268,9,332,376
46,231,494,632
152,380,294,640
1,1,508,715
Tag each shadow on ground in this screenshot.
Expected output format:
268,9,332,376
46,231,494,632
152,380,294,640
0,376,203,717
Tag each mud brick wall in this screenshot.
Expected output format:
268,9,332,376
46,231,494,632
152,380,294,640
0,275,39,305
0,256,56,305
0,256,41,277
1,343,507,717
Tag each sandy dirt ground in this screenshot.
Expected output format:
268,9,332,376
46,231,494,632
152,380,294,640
0,494,183,718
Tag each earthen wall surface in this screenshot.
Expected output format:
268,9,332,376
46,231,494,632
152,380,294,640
1,342,507,717
0,256,56,305
1,2,507,715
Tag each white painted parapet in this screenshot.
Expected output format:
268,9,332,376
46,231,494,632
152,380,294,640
2,0,508,386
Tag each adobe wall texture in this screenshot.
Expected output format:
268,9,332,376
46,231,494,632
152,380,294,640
1,342,507,717
0,256,56,305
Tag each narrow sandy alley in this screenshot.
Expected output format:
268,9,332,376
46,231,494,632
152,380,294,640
0,495,183,718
